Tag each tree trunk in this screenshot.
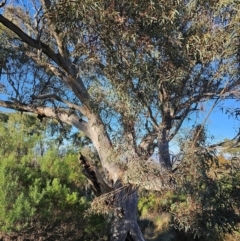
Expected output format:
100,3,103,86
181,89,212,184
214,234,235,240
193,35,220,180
79,154,145,241
158,125,172,169
110,181,145,241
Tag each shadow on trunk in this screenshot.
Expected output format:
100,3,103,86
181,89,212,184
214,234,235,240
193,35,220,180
79,154,145,241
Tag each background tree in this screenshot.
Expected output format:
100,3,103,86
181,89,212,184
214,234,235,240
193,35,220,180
0,112,108,240
0,0,239,240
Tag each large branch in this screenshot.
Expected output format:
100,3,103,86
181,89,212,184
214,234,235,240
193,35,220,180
25,51,85,104
0,99,91,137
0,99,118,183
31,94,88,116
0,12,114,159
0,14,62,67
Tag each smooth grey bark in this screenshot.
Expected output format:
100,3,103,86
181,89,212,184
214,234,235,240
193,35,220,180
111,181,145,241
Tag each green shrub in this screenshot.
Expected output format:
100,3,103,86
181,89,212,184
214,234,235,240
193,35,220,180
138,149,239,240
0,113,108,240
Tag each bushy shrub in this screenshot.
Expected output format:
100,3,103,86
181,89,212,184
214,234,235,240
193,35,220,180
138,149,239,240
0,113,108,240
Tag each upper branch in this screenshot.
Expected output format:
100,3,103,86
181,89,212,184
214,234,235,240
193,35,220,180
169,104,197,141
40,0,68,58
0,0,6,8
0,14,63,68
208,130,240,150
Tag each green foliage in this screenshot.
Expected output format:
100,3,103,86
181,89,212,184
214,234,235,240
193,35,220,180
138,191,186,216
40,149,86,189
172,150,239,239
0,1,240,240
0,113,40,156
0,113,108,240
138,149,240,240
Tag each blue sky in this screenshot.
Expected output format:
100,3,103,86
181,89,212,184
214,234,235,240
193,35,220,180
196,100,239,142
169,99,239,153
207,101,239,141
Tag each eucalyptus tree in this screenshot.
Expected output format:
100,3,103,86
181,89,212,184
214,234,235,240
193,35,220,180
0,0,239,240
